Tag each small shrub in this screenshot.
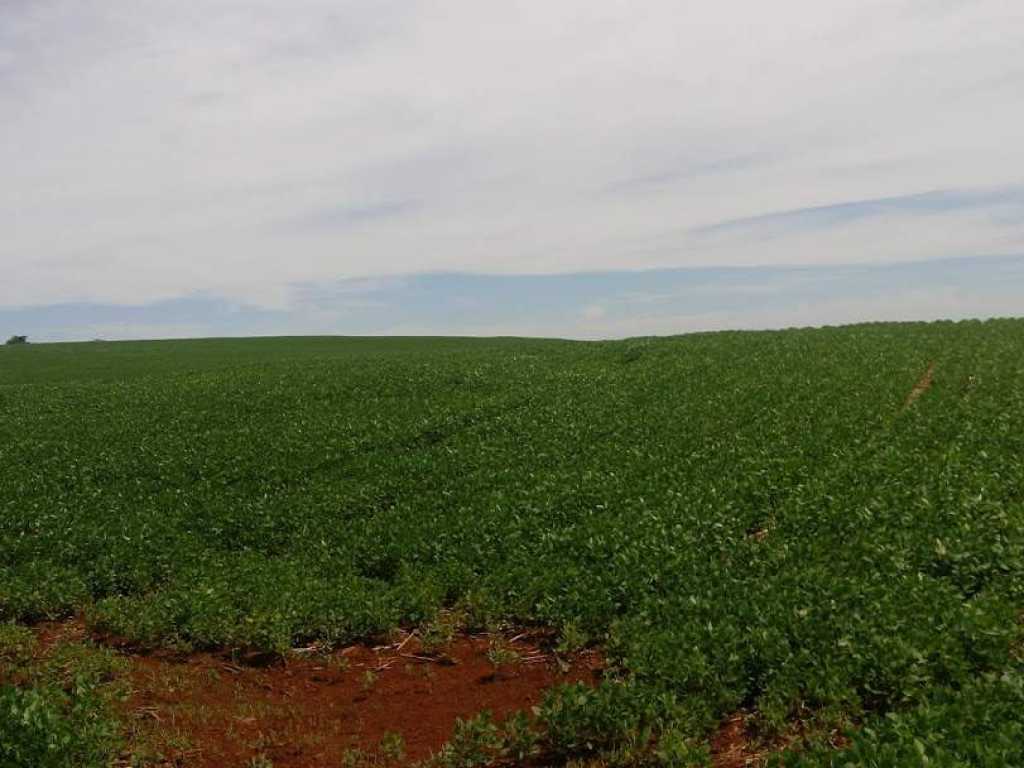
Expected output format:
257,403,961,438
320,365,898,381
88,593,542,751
485,637,520,674
340,747,370,768
361,670,377,691
0,623,37,669
420,609,464,654
379,731,405,763
428,711,503,768
501,711,540,763
557,620,589,654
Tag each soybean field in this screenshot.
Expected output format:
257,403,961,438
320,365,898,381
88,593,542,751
2,321,1024,767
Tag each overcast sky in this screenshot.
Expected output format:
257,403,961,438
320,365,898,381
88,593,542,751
3,0,1023,339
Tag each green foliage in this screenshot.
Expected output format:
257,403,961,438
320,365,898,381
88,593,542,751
378,731,406,763
0,563,90,621
420,609,464,654
427,711,505,768
779,672,1024,767
2,322,1024,764
485,637,520,672
557,619,589,654
0,622,37,668
536,680,703,764
500,710,540,763
0,642,126,768
0,686,74,768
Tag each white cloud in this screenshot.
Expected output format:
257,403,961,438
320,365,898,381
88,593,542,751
381,285,1024,341
2,0,1023,310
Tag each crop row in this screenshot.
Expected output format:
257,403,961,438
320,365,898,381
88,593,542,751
1,320,1023,765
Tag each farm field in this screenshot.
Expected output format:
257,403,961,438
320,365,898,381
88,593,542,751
2,320,1024,767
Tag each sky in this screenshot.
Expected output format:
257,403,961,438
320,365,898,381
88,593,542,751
2,0,1023,340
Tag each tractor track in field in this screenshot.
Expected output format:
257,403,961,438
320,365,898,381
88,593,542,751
710,709,851,768
903,361,936,409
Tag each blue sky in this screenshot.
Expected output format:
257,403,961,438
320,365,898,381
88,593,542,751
2,1,1023,339
6,255,1023,341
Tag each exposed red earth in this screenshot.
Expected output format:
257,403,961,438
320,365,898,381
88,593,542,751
27,620,825,766
29,621,603,767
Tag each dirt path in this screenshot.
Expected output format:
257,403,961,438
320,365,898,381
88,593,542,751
711,712,766,768
903,361,936,409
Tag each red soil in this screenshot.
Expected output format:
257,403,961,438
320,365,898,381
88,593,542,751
25,621,852,767
33,616,89,652
710,712,765,768
903,361,936,408
709,710,851,768
117,631,602,767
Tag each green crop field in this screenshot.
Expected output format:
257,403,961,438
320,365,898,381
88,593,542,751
2,320,1024,767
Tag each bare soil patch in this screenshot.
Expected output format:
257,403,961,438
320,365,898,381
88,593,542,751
710,712,771,768
30,623,602,767
903,361,936,409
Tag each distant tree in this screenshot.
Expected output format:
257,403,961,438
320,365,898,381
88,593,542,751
4,335,28,345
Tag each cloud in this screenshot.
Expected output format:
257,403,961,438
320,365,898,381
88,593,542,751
1,0,1022,322
692,187,1024,237
601,153,774,195
285,199,420,231
5,255,1022,342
